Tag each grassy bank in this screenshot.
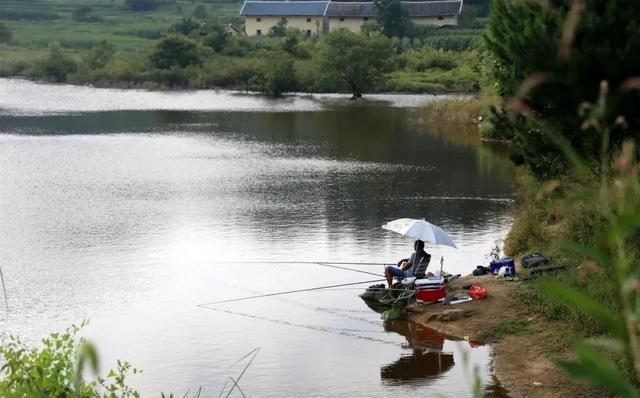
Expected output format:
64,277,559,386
0,0,485,94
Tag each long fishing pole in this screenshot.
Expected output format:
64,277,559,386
209,261,393,265
314,262,382,277
208,260,387,277
198,278,385,307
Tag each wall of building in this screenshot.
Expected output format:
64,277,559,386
412,15,458,26
327,17,371,33
245,16,324,36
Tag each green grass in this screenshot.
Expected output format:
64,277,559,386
477,319,530,343
386,65,479,93
0,0,241,59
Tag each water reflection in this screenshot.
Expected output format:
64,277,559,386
382,321,456,383
0,80,513,397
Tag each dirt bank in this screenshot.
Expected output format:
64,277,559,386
406,273,594,397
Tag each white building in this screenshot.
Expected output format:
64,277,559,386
240,0,464,36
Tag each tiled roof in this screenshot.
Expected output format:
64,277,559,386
240,1,330,16
404,1,462,17
240,0,462,17
325,2,376,17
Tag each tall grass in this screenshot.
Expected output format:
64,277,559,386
505,81,640,394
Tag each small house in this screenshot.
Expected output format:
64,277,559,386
240,1,330,36
239,0,463,36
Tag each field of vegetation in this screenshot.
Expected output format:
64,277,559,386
0,0,489,95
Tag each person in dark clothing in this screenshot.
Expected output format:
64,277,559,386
384,240,430,288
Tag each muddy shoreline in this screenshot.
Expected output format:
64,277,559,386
404,273,592,397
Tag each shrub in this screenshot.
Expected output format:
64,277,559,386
32,46,78,82
85,40,117,70
168,18,201,36
150,35,202,69
484,0,640,178
0,23,13,44
72,6,102,22
0,323,140,398
192,4,207,19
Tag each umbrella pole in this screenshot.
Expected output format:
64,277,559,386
440,256,444,276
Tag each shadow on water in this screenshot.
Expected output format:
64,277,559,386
382,319,511,397
382,320,455,384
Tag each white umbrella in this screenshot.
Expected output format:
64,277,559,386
382,218,458,249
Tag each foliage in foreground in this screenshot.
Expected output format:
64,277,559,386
483,0,640,178
0,323,140,398
504,74,640,398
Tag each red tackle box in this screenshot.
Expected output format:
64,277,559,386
415,277,446,303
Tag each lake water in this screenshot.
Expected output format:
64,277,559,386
0,79,513,397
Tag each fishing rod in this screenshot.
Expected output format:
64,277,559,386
208,260,387,277
209,260,394,265
198,278,386,307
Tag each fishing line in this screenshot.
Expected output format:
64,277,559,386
210,261,393,265
216,281,383,326
203,306,397,345
314,262,383,277
198,278,385,306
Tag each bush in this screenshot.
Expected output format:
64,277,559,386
85,40,117,70
168,18,201,36
32,46,78,82
484,0,640,178
192,4,207,19
0,22,13,44
0,323,140,398
72,6,102,22
150,35,202,69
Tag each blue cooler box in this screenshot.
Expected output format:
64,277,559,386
490,259,516,276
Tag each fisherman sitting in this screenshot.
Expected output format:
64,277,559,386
384,240,431,288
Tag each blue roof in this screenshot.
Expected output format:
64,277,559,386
240,1,329,16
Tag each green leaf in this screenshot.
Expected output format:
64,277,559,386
559,241,612,268
584,337,624,354
610,214,640,241
557,343,639,398
541,281,625,339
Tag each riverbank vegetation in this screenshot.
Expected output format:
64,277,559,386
477,0,640,395
0,323,141,398
0,0,489,95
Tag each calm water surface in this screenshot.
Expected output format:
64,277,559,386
0,79,513,397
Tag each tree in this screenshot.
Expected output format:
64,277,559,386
85,40,116,69
252,50,297,97
203,24,228,53
125,0,159,12
319,31,393,98
269,18,288,37
0,23,13,44
168,17,201,36
37,46,77,82
281,30,299,56
192,4,207,19
484,0,640,178
375,0,412,38
150,35,202,69
72,5,101,22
